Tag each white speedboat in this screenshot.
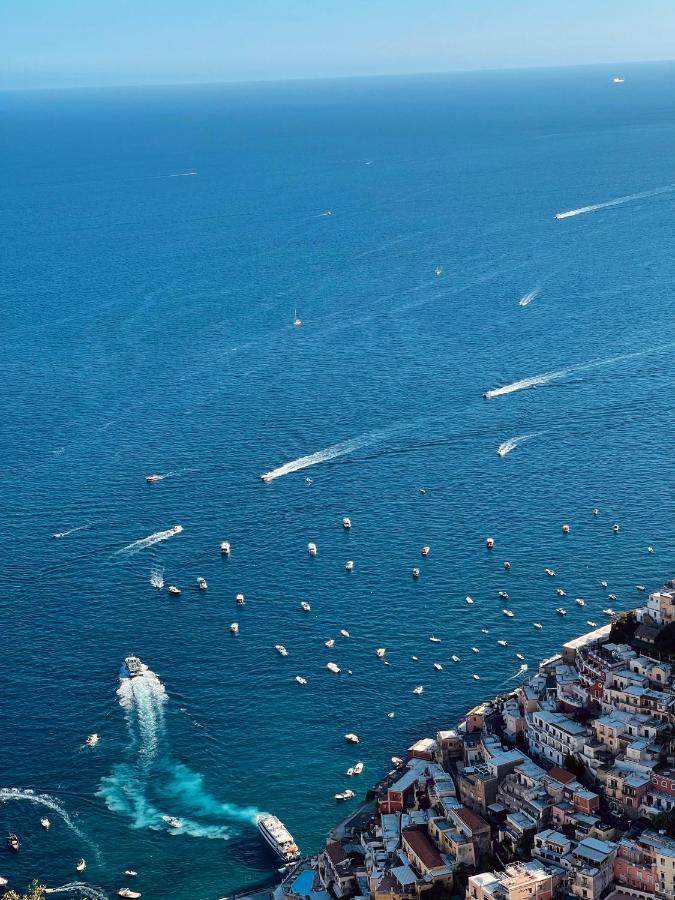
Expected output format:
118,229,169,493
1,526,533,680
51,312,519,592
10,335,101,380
167,585,181,596
345,560,354,572
124,870,138,877
346,767,354,776
236,593,245,605
391,756,403,766
612,523,620,532
499,591,509,600
295,676,307,685
562,524,570,534
486,537,495,549
587,620,597,627
230,622,239,634
353,762,364,775
40,818,50,829
326,662,341,674
344,733,359,743
433,663,443,671
608,593,617,601
307,542,318,556
375,648,386,658
220,541,231,555
421,545,430,556
325,639,335,648
471,647,480,653
636,584,646,592
146,474,163,483
592,507,599,515
257,814,300,863
118,889,141,899
162,816,182,829
430,636,441,643
76,860,86,873
503,609,514,617
300,601,311,612
335,790,354,801
603,608,615,617
197,577,208,590
434,266,442,276
340,629,350,638
275,645,288,656
533,622,543,629
556,588,566,597
575,597,586,606
451,655,460,662
545,568,556,577
466,596,474,604
412,685,424,695
472,674,480,680
600,580,608,588
342,517,352,529
86,733,100,748
481,628,489,634
516,653,525,660
503,560,511,570
556,607,567,616
647,545,654,553
120,656,145,680
411,655,418,660
497,640,508,647
412,567,420,577
612,76,625,83
387,712,395,719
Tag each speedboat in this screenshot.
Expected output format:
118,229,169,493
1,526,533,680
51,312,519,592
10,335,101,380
503,609,514,617
326,662,341,674
391,756,403,766
430,636,441,643
499,591,509,600
52,532,64,538
466,596,474,604
481,628,489,634
124,871,138,877
340,629,350,638
220,541,231,555
562,524,570,534
600,580,608,588
346,767,354,777
76,859,86,873
295,676,307,685
516,653,525,660
556,588,566,597
300,601,311,612
86,733,100,748
575,597,586,606
40,818,50,829
257,814,300,863
471,647,480,653
647,545,654,554
587,620,597,627
293,316,303,328
603,608,615,617
118,889,142,899
421,546,430,556
7,834,19,852
452,655,461,662
433,662,443,671
412,567,420,577
612,523,620,533
497,640,508,647
503,561,511,570
387,713,395,719
162,816,182,829
608,593,617,601
236,593,245,605
412,685,424,695
344,733,359,743
307,542,318,556
335,790,354,801
167,585,181,596
545,568,556,577
375,648,386,658
434,266,442,276
636,584,646,591
472,674,480,680
592,507,600,516
230,622,239,634
533,622,543,629
556,607,567,616
197,577,208,590
486,537,495,549
120,656,145,680
483,392,491,400
345,560,354,571
146,474,163,483
353,762,364,775
342,517,352,529
275,645,288,656
612,76,625,83
411,655,418,660
325,639,335,648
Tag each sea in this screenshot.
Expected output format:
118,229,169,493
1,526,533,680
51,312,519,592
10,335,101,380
1,61,675,900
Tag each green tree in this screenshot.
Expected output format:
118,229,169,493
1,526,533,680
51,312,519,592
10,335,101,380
2,881,46,900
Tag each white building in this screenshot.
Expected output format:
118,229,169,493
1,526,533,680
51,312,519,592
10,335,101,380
527,710,588,767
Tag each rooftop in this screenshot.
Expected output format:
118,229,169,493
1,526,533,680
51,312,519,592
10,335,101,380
401,828,445,870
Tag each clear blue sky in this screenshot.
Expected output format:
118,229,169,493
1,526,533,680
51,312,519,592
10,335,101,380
3,0,674,90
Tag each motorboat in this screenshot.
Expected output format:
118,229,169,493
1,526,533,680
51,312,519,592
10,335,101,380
275,645,289,656
516,653,525,660
7,834,19,852
647,545,654,554
375,648,386,658
472,674,480,680
220,541,231,555
230,622,239,634
307,542,318,556
486,537,494,549
335,790,354,801
40,818,50,829
556,607,567,616
429,636,441,643
146,474,163,483
612,76,625,83
503,561,511,570
345,560,354,572
344,733,359,743
162,816,182,829
346,767,354,777
391,756,403,766
587,620,598,627
236,593,245,605
120,656,145,680
434,266,442,276
412,686,424,695
86,733,100,748
556,588,566,597
471,647,480,653
340,629,350,638
124,871,138,877
497,640,508,647
387,712,395,719
562,524,570,534
0,878,8,887
118,889,142,899
481,628,489,634
295,676,307,685
293,310,303,327
498,591,509,600
412,567,420,577
300,601,311,612
576,597,586,606
603,608,615,617
167,585,181,596
452,655,461,662
533,622,543,629
592,507,600,516
545,568,556,577
197,577,208,590
76,859,86,873
612,523,620,533
342,517,352,529
503,609,514,617
326,662,341,674
325,639,335,648
600,580,608,588
608,593,617,601
353,762,364,775
466,596,474,604
411,655,418,661
636,584,646,591
433,663,443,671
421,546,430,556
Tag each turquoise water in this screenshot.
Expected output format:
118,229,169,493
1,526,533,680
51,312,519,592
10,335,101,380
2,63,675,899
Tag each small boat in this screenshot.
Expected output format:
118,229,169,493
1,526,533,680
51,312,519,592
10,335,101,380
603,608,615,617
647,545,654,554
452,655,461,662
7,834,19,852
533,622,543,629
575,597,586,606
326,662,341,674
346,767,354,777
76,859,86,873
600,580,608,588
503,609,514,617
612,523,620,533
497,640,508,647
466,596,474,604
220,541,231,555
342,517,352,530
293,309,303,327
412,685,424,695
411,655,418,661
345,560,354,572
429,636,441,643
230,622,239,634
86,733,100,748
375,648,386,658
295,676,307,685
612,76,625,83
635,584,646,592
556,588,566,597
325,639,335,648
387,712,395,719
587,620,597,627
592,507,600,516
118,890,142,899
300,601,311,612
516,653,525,660
236,593,245,605
146,474,162,483
486,537,495,549
434,266,442,276
433,663,443,671
335,790,354,801
124,871,138,877
421,546,430,556
197,577,208,590
545,568,556,577
353,761,364,775
167,585,181,596
412,567,420,577
307,542,318,556
499,591,509,600
120,656,145,680
471,647,480,654
503,561,511,570
472,674,480,681
344,733,359,743
162,816,182,829
556,607,567,616
608,593,617,601
481,628,489,634
0,878,8,887
40,818,50,829
340,629,350,638
391,756,403,766
562,524,570,534
275,645,289,656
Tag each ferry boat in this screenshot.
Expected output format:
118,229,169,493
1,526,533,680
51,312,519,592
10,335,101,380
120,656,145,680
257,814,300,863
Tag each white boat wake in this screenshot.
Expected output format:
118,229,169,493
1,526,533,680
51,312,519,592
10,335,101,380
116,524,183,556
555,184,675,219
45,884,108,899
0,788,98,854
484,340,675,400
518,288,539,307
52,524,90,539
150,565,164,589
260,431,385,482
99,667,261,839
497,433,539,457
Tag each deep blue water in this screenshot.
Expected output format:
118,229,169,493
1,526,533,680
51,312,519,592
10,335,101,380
2,62,675,900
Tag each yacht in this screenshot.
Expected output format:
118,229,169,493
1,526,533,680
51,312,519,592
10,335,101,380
76,860,86,873
167,585,181,596
335,790,355,801
118,891,142,899
197,577,208,590
257,814,300,862
353,762,364,775
7,835,19,852
575,597,586,606
236,593,245,605
162,816,182,829
421,546,430,556
307,542,318,556
120,656,145,680
40,818,50,829
275,645,289,657
86,733,100,748
344,733,359,743
295,676,307,685
230,622,239,634
326,662,341,674
220,541,231,555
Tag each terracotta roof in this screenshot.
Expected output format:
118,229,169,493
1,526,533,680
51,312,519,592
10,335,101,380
325,840,348,867
402,827,444,869
453,806,488,832
548,767,576,785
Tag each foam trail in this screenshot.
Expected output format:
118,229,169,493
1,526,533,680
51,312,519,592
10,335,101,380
164,171,197,178
45,884,108,900
261,432,385,482
116,524,183,556
555,184,675,219
518,288,539,307
484,340,675,400
53,524,90,539
150,564,164,589
0,788,97,852
117,666,168,763
497,433,539,457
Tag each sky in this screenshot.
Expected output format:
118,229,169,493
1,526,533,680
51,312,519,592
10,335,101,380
2,0,674,91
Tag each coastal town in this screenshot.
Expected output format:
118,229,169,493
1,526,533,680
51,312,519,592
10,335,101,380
268,579,675,900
